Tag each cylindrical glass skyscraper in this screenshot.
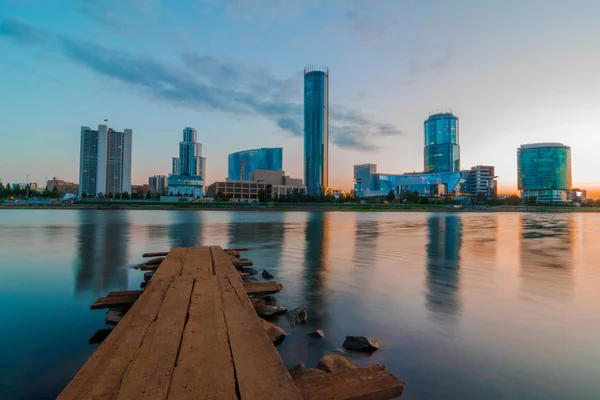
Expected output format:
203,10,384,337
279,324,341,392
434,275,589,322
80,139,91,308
424,112,460,173
304,65,329,196
517,143,572,191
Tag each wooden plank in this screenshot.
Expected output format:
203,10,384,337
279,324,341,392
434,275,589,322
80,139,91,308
244,282,283,296
58,248,188,400
140,264,160,271
167,277,237,400
142,251,168,257
224,247,248,251
115,275,195,400
107,290,144,297
181,246,213,279
211,246,241,277
294,364,405,400
232,260,253,268
90,295,140,310
218,275,302,400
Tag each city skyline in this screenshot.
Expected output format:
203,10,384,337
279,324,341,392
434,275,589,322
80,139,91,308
1,1,600,197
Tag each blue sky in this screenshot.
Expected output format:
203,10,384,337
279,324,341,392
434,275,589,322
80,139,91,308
1,0,600,195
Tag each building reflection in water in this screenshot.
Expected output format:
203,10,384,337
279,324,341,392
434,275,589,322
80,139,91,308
353,215,379,266
303,212,329,329
168,211,202,248
75,211,130,295
460,215,498,263
226,213,285,268
425,214,463,318
519,214,574,300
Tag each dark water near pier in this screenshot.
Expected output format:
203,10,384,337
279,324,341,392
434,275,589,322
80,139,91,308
1,210,599,399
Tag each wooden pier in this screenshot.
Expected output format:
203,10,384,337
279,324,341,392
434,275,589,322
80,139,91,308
59,246,404,400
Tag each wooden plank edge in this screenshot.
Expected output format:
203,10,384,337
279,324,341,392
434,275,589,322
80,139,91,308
142,251,169,257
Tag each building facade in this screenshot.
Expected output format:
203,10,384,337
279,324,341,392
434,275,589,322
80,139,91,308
228,148,283,180
168,127,206,197
47,177,78,194
206,181,269,202
78,124,132,197
148,175,167,195
424,112,460,173
353,163,463,199
462,165,498,201
304,65,329,196
518,143,572,203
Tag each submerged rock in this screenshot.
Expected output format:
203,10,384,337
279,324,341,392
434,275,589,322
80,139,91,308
143,272,154,282
106,309,125,326
316,354,356,373
342,336,379,352
259,319,288,345
242,267,258,275
308,329,325,338
262,269,274,279
257,304,287,318
287,305,308,327
289,364,326,380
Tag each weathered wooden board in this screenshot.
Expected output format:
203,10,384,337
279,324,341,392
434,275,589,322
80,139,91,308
294,364,405,400
115,275,194,400
107,290,143,297
181,246,213,279
219,275,302,400
167,277,237,399
211,246,241,278
244,282,283,296
142,251,168,257
90,295,140,310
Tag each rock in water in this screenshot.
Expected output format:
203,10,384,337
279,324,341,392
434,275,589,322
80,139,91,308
257,304,287,318
289,364,326,380
342,336,379,352
262,269,274,279
316,354,357,373
242,267,258,275
143,272,154,282
287,305,308,327
259,319,288,345
308,329,325,338
106,309,125,325
250,298,266,310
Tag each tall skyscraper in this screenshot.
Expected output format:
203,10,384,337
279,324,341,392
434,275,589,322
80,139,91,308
149,175,167,195
518,143,572,203
424,112,460,173
304,65,329,196
168,127,206,197
78,124,132,197
228,148,283,180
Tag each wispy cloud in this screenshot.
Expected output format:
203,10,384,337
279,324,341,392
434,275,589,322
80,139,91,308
0,19,403,150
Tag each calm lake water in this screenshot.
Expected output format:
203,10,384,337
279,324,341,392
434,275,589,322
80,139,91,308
1,210,599,399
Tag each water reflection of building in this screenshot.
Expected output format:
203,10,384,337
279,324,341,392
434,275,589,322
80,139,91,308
426,215,463,317
75,211,129,295
226,213,286,268
168,211,202,248
460,215,498,263
303,212,329,328
519,214,574,300
353,215,379,266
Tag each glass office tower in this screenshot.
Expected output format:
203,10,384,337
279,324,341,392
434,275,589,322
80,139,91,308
228,148,283,181
424,112,460,173
304,65,329,196
518,143,572,192
78,126,98,197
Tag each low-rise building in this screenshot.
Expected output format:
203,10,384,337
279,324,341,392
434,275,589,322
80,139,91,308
206,180,269,202
462,165,498,201
131,184,154,195
148,175,168,195
46,177,78,194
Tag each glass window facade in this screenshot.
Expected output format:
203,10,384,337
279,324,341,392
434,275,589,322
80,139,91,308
304,65,329,196
227,148,283,180
518,143,572,191
78,127,98,196
424,113,460,173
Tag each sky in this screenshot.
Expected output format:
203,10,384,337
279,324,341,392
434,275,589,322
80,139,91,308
1,0,600,197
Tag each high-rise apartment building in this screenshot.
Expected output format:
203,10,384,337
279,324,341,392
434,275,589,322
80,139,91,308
168,127,206,197
304,65,329,196
518,143,572,203
149,175,167,195
78,124,132,197
424,112,460,173
228,148,283,180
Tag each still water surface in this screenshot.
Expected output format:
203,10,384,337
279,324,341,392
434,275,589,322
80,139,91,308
1,210,599,399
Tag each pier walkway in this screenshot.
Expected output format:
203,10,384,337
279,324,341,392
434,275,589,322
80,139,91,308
58,246,404,400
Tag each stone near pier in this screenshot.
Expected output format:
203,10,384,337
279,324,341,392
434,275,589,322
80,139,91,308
257,304,287,318
262,269,274,279
342,335,380,352
308,329,325,338
259,318,288,345
316,354,356,373
289,364,326,380
287,305,308,326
